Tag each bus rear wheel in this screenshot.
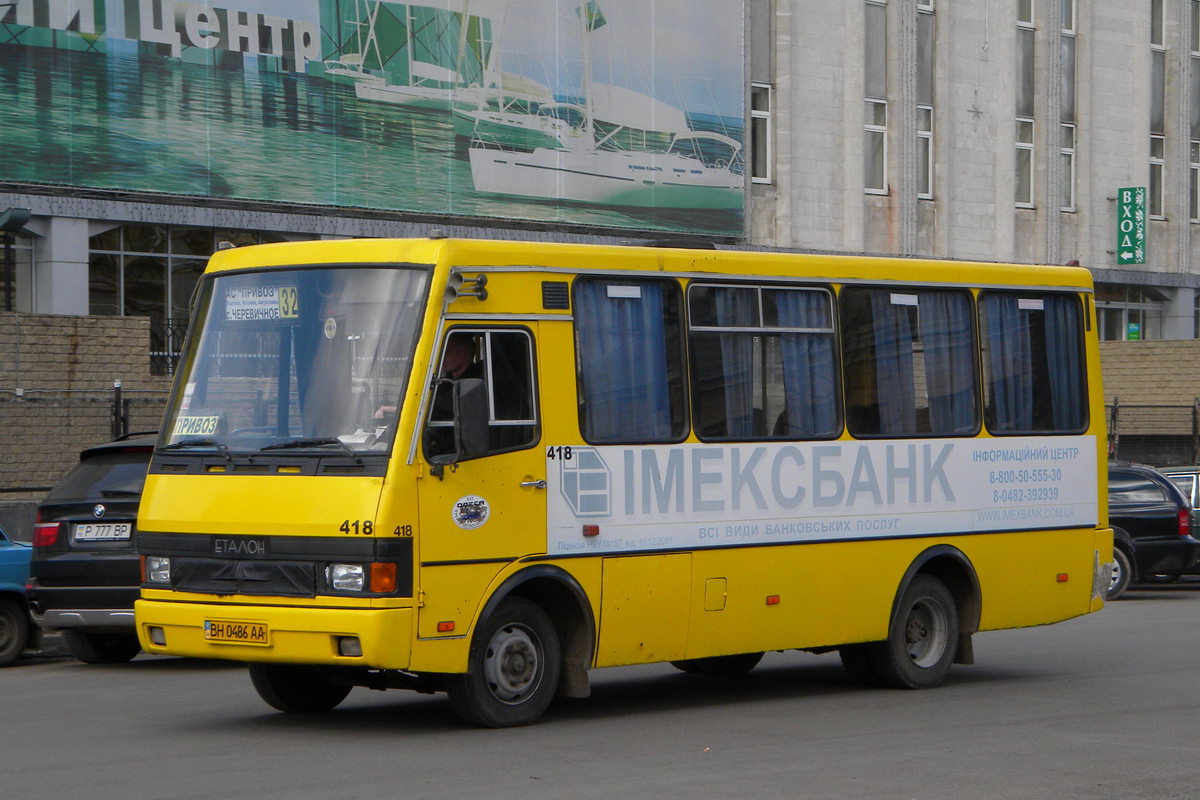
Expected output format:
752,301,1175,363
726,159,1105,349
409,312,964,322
447,597,561,728
248,663,352,713
840,575,958,690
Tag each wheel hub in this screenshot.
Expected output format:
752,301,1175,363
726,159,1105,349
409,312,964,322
483,623,541,703
904,598,948,668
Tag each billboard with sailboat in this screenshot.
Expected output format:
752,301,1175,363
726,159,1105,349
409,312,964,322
0,0,746,235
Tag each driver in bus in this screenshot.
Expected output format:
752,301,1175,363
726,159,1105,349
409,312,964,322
374,334,481,424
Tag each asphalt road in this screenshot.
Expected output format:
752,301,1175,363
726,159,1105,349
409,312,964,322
3,583,1199,800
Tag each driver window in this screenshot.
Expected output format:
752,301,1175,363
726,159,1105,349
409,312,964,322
424,329,538,459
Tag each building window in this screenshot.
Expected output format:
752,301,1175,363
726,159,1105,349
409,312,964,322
865,0,888,194
865,101,888,193
1016,119,1035,206
1060,124,1076,211
1191,140,1200,221
918,106,934,198
88,224,300,374
1017,11,1035,208
751,82,773,184
1150,135,1166,218
1152,0,1165,48
1096,284,1165,341
917,3,935,199
1061,0,1076,211
1018,0,1034,26
0,236,34,313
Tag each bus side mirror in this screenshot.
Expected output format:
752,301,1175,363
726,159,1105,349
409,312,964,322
452,378,490,462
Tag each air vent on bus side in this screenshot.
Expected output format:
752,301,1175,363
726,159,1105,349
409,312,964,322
542,281,570,310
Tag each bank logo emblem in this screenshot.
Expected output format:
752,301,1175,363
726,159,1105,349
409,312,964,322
559,447,611,517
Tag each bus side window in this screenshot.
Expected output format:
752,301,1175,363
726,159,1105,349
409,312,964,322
424,329,538,461
840,286,978,437
688,283,839,441
574,278,688,444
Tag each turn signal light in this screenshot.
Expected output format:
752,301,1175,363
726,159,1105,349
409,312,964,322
1056,573,1069,583
766,595,781,606
437,621,456,633
370,562,397,593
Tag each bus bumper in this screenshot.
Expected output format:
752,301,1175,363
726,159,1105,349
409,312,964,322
134,599,412,669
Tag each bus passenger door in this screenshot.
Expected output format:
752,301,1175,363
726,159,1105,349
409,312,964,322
414,326,546,641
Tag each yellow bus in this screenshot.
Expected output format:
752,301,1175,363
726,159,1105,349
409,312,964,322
135,237,1111,727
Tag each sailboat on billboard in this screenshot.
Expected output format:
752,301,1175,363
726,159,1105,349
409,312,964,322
322,0,387,86
466,1,744,210
353,1,490,111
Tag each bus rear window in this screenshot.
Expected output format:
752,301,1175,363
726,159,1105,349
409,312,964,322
979,291,1086,434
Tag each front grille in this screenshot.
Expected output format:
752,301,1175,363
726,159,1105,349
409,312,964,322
171,558,317,597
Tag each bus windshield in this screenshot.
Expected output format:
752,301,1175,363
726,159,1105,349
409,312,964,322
161,265,430,454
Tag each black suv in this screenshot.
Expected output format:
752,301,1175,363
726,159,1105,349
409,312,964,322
27,433,155,663
1107,462,1200,599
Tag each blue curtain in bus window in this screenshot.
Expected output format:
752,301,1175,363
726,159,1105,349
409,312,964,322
869,291,917,434
1044,295,1084,430
575,280,674,442
775,291,838,436
918,291,977,434
984,294,1034,431
715,288,756,438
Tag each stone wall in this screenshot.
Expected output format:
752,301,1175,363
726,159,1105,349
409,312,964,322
0,312,171,540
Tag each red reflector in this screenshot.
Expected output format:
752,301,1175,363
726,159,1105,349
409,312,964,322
582,524,600,537
437,621,455,633
1056,573,1069,583
766,595,781,606
33,522,61,548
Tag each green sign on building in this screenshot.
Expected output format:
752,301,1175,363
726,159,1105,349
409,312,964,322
1116,187,1146,265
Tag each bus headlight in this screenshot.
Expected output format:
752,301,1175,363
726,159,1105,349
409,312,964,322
327,563,365,592
145,556,171,585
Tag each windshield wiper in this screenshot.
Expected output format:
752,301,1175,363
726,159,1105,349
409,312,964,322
260,438,358,458
159,438,232,461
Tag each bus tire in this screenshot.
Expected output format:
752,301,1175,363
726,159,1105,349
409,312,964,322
248,663,352,713
871,574,959,690
1107,546,1133,600
447,597,560,728
670,652,763,676
63,630,141,664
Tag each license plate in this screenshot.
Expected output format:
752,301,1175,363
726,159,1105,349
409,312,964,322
203,619,270,645
73,522,133,542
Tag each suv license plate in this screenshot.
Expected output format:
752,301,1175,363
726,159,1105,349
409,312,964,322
73,522,133,541
204,620,270,645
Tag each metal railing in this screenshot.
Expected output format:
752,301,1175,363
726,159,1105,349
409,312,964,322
1107,396,1200,466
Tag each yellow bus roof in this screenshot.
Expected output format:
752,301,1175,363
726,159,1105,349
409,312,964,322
204,237,1094,291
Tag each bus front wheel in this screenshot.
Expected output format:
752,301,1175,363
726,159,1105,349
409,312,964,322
447,597,561,728
840,575,958,690
249,663,352,713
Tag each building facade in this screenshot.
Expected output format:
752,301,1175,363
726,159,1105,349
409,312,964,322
751,0,1200,341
